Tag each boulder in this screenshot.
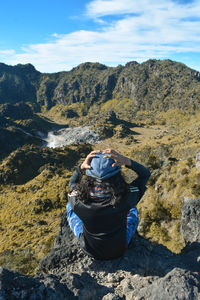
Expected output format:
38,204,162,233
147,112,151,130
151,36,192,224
0,267,73,300
180,198,200,243
130,268,200,300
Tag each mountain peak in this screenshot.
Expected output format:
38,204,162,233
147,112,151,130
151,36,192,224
72,62,108,72
14,63,39,73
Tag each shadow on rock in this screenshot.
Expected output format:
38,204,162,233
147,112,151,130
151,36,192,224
40,207,200,278
38,203,200,299
0,267,74,300
1,198,199,299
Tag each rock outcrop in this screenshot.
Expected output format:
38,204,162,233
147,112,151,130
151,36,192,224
181,198,200,244
0,267,74,300
0,198,200,299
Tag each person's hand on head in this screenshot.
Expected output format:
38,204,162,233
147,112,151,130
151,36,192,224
102,149,131,167
80,150,100,170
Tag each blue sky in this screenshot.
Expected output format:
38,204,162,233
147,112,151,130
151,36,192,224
0,0,200,72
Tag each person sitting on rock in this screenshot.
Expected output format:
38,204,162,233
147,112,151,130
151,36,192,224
66,149,150,260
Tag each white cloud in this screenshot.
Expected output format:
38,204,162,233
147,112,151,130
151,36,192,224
0,50,16,62
86,0,138,17
86,0,198,19
1,0,200,72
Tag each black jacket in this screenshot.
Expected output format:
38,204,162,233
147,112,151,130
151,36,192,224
68,160,150,260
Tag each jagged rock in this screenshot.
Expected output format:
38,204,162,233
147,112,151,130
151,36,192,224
129,268,200,300
0,267,73,299
180,198,200,243
38,206,200,299
1,200,200,299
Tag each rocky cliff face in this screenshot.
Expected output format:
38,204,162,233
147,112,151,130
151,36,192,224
113,60,200,110
0,198,199,299
0,63,40,108
1,59,200,112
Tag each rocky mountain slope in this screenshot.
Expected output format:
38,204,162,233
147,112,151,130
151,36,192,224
0,197,199,299
0,59,200,111
0,63,40,108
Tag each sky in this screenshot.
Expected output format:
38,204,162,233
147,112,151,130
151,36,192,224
0,0,200,73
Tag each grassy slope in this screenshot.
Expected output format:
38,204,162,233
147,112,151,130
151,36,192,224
0,144,92,275
0,102,200,275
0,174,68,274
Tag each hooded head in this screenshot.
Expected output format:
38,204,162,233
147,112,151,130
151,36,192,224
86,152,121,180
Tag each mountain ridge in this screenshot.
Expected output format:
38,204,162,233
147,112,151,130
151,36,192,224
0,59,200,111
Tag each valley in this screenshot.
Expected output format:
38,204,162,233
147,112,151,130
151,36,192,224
0,59,200,275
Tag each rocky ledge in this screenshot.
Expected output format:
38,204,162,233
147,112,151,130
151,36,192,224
0,198,200,299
